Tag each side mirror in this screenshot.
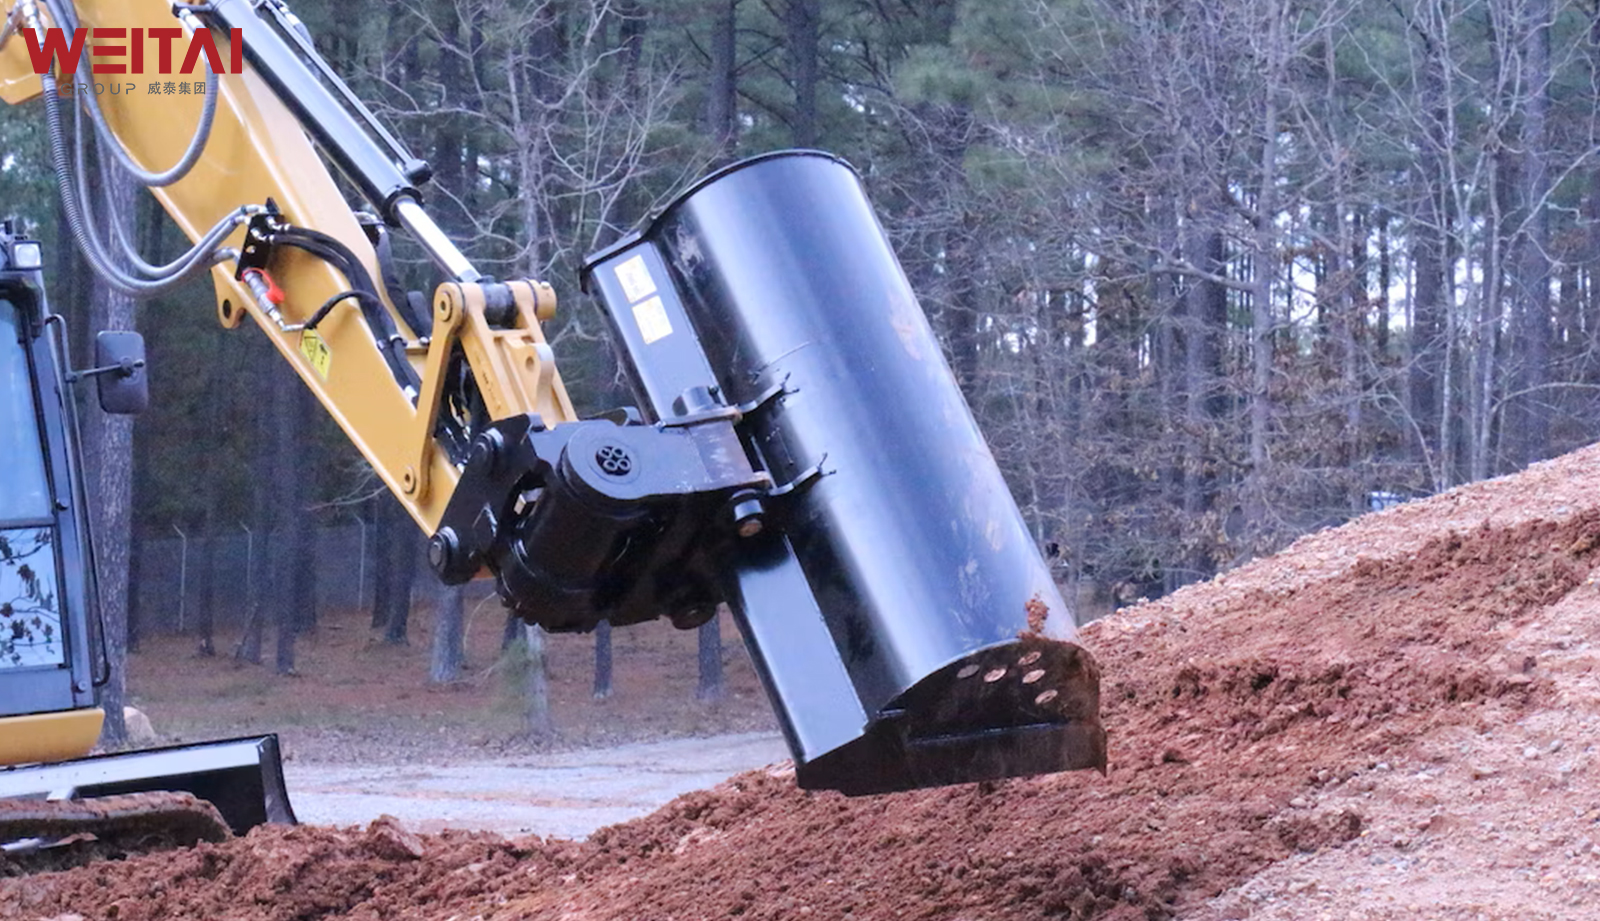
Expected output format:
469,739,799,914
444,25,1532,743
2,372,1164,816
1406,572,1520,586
94,331,148,415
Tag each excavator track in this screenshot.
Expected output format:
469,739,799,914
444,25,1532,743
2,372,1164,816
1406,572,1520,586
0,792,231,875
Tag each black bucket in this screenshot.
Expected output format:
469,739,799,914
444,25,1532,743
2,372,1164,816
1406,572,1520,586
584,151,1104,794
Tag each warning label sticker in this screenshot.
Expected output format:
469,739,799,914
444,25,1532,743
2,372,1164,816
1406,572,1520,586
631,296,673,344
300,328,332,379
614,254,658,303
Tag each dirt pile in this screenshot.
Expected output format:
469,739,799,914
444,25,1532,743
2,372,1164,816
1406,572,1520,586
9,447,1600,919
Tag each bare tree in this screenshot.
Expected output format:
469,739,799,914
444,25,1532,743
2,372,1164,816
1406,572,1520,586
82,168,138,745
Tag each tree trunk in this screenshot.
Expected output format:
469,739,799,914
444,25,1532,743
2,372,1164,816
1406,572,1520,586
1587,4,1600,387
1512,0,1552,467
125,530,142,654
1241,1,1292,530
382,527,417,644
706,0,738,163
370,496,392,629
290,384,318,633
1472,143,1507,482
195,513,215,657
592,619,613,699
272,528,298,676
1246,21,1281,531
1181,210,1227,581
1376,217,1391,358
696,612,724,702
194,326,225,657
82,163,139,746
1411,52,1449,478
785,0,820,147
429,583,467,684
233,523,265,664
270,359,298,676
1343,206,1366,511
371,495,416,642
501,610,522,651
521,624,553,737
1154,199,1184,595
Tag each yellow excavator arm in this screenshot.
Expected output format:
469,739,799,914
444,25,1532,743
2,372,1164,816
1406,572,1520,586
2,0,575,535
1,0,1104,795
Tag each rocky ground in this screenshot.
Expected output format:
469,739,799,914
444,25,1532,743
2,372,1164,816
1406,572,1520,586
8,444,1600,919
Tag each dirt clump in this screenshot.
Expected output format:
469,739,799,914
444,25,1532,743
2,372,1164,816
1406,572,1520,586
11,446,1600,919
1024,593,1050,636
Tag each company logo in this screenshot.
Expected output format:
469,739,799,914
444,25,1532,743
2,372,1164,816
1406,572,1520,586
23,27,242,76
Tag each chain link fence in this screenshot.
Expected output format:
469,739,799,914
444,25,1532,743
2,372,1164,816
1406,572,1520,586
132,522,379,635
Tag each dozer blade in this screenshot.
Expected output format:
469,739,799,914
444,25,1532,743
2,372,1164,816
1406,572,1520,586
0,735,296,835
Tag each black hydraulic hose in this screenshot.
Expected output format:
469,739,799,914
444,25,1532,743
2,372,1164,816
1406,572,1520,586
268,227,420,393
372,226,431,336
34,34,236,294
303,289,384,331
35,0,414,396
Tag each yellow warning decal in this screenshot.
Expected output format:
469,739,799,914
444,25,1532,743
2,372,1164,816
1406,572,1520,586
300,328,332,379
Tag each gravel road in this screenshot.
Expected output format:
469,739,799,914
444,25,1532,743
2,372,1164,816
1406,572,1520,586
281,732,787,840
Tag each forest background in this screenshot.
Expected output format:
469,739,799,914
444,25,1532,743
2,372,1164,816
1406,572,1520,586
3,0,1596,739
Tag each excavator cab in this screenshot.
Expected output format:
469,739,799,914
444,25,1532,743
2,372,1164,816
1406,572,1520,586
0,223,294,843
0,225,105,762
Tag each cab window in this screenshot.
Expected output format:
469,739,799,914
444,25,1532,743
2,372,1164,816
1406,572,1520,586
0,298,65,669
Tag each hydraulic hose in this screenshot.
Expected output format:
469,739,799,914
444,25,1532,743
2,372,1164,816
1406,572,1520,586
32,0,237,297
82,99,243,281
267,225,420,392
42,0,220,187
42,69,242,296
41,68,224,297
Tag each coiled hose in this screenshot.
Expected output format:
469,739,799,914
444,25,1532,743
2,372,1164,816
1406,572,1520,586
37,0,240,297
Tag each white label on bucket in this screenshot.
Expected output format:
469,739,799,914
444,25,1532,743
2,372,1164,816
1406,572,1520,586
614,254,658,303
632,296,673,344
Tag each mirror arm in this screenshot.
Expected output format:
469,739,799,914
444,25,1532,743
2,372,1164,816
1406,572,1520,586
67,358,146,384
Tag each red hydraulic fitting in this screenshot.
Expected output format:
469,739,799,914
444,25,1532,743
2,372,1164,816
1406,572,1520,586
242,268,285,305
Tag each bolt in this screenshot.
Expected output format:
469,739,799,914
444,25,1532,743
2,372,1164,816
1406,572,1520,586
731,496,765,538
472,430,505,474
669,605,716,630
428,528,458,574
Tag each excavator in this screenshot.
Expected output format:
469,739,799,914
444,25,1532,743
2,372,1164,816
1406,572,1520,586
0,0,1105,852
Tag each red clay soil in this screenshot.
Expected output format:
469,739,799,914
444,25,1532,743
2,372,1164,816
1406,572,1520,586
10,446,1600,919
